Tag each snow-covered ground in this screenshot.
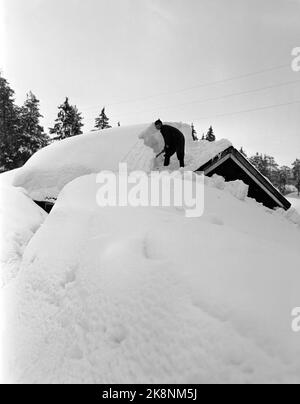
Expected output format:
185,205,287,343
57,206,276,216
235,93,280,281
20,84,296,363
287,193,300,214
1,123,300,384
2,174,300,383
0,185,47,287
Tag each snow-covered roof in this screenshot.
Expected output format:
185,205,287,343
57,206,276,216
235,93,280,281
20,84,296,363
11,122,232,201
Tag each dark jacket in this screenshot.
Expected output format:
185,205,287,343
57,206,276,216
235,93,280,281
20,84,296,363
160,125,185,152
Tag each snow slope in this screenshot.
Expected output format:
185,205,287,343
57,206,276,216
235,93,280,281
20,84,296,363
2,174,300,384
12,123,231,201
288,194,300,214
0,169,20,187
0,185,47,287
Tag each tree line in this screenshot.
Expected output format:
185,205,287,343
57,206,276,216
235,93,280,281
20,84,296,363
239,148,300,195
0,75,115,172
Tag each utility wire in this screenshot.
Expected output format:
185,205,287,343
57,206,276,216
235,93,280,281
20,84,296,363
80,63,289,112
115,78,300,117
195,99,300,121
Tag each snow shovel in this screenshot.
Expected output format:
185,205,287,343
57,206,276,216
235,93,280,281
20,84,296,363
156,150,165,159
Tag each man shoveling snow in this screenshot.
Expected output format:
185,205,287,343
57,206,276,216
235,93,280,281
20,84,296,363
155,119,185,168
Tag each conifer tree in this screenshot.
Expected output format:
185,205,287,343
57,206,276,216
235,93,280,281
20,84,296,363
206,126,216,142
292,159,300,181
94,107,112,130
17,92,49,164
49,97,83,140
249,153,269,177
0,75,21,170
249,153,281,185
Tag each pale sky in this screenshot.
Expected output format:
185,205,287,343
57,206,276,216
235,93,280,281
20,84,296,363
1,0,300,165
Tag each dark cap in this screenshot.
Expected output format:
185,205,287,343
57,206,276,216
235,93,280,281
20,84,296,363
155,119,163,126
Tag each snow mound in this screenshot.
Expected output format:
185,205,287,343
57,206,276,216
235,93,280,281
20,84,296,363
2,174,300,384
12,124,149,201
0,169,20,187
207,174,249,201
12,122,231,201
0,185,47,286
274,207,300,227
287,196,300,216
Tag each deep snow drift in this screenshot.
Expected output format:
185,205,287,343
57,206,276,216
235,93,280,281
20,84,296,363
288,194,300,214
0,185,47,287
2,173,300,384
1,122,300,384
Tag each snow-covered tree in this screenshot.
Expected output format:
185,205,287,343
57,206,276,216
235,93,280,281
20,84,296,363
49,97,83,140
94,107,111,130
1,76,51,170
279,166,292,183
292,159,300,181
17,92,49,163
249,153,281,186
249,154,267,176
278,166,290,192
296,177,300,196
266,155,279,185
206,126,216,142
0,75,21,170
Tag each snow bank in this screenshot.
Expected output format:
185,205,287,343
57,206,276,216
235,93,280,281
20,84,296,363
12,122,231,201
3,174,300,384
0,169,20,187
0,185,47,286
207,174,249,201
288,196,300,215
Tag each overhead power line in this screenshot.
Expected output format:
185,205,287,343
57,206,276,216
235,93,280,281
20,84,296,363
195,99,300,121
80,63,289,112
115,78,300,117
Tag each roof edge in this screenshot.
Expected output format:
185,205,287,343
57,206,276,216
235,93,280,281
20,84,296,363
196,146,291,211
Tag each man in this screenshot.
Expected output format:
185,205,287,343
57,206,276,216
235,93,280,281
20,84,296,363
154,119,185,168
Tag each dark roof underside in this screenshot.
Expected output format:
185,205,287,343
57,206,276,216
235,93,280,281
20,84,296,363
197,147,291,211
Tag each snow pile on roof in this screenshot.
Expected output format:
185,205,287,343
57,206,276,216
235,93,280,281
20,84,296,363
12,124,150,201
139,122,232,172
11,122,231,201
2,174,300,384
0,185,47,287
